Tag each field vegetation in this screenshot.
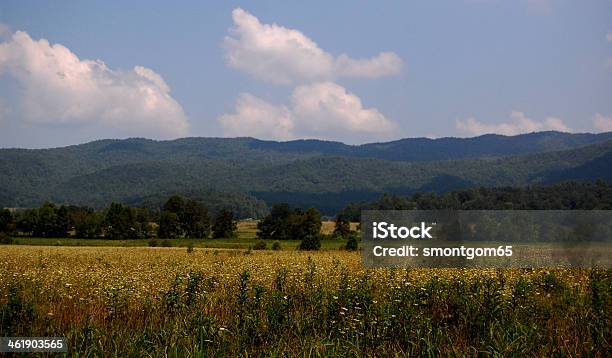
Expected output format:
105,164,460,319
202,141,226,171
0,246,609,356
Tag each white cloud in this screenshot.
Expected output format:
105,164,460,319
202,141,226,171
223,8,403,84
0,30,189,139
291,82,397,137
219,82,397,142
456,111,570,136
218,93,295,140
593,113,612,132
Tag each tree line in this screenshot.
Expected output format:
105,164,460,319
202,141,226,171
337,181,612,221
255,203,358,250
0,195,237,240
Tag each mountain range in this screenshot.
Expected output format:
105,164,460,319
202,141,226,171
1,131,611,216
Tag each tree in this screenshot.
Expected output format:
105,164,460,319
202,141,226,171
69,207,101,239
182,199,210,238
344,232,359,251
333,214,351,238
163,195,185,216
256,203,293,240
133,208,154,239
300,208,322,239
0,209,13,234
158,211,182,239
212,209,237,239
258,205,322,242
16,209,38,236
103,202,136,240
35,202,69,238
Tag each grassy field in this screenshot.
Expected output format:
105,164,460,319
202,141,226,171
0,245,609,356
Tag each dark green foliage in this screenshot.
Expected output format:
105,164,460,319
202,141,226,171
212,209,237,239
103,203,137,240
163,195,185,215
158,212,181,239
344,233,359,251
333,214,351,238
0,232,14,244
30,202,70,238
0,208,13,233
68,206,101,238
257,204,293,241
299,234,321,250
15,209,38,235
1,134,611,215
160,196,211,238
258,205,322,242
0,284,35,336
272,241,281,250
182,199,211,238
253,240,267,250
339,181,612,221
148,238,158,247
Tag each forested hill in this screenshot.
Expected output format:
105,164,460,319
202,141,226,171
1,131,611,216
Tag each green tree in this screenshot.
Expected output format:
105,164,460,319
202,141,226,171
133,207,153,239
182,199,211,238
212,209,237,239
257,203,293,240
163,195,185,216
103,203,136,240
158,211,182,239
69,207,100,239
344,232,359,251
333,214,351,238
300,208,322,239
16,209,38,236
35,202,69,238
0,209,13,233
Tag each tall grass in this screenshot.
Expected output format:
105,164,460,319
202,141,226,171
0,246,609,356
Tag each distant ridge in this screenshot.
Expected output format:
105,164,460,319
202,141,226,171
1,131,611,214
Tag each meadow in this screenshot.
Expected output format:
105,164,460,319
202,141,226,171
0,244,610,356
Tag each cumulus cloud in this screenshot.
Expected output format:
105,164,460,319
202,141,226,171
0,30,189,139
219,82,397,142
456,111,570,136
218,93,295,140
593,113,612,133
223,8,403,84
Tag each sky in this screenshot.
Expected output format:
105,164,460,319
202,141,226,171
0,0,611,148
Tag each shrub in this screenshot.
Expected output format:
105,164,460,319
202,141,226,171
299,234,321,251
0,232,14,245
148,238,158,247
253,240,267,250
186,243,194,253
344,234,359,251
272,241,281,251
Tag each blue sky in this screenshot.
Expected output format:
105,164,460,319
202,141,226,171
0,0,611,148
